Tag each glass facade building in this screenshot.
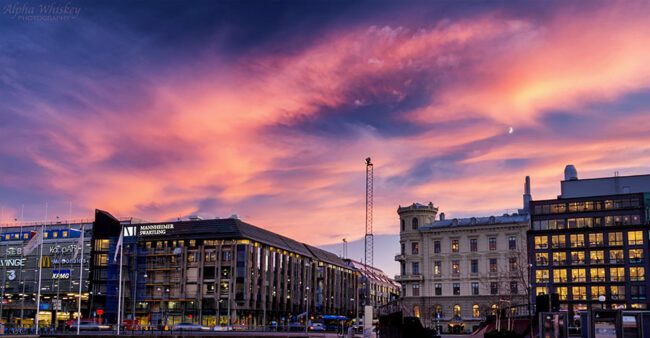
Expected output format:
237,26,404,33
529,193,650,316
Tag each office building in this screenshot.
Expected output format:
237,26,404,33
529,166,650,317
0,220,92,329
89,210,359,328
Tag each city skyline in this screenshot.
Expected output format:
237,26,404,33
3,1,650,278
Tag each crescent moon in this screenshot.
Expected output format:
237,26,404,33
508,127,514,134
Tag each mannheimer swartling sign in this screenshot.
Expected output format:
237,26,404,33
124,223,175,237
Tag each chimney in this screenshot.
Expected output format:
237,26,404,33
439,213,445,221
523,176,532,213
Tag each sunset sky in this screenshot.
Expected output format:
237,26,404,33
2,0,650,276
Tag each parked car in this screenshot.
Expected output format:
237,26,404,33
309,323,326,331
70,321,111,331
212,324,233,331
172,323,208,331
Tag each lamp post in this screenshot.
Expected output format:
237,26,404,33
305,286,310,334
598,295,606,309
527,263,533,338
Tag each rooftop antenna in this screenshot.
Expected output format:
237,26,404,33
364,157,374,269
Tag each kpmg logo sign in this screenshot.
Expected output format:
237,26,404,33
52,269,71,279
125,224,174,237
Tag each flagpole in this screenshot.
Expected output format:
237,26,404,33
19,205,25,330
76,224,85,335
117,226,124,335
35,202,47,335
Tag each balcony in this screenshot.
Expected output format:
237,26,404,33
395,274,423,282
395,253,407,261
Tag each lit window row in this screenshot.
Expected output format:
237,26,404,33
535,267,645,283
535,249,642,266
533,198,640,215
534,231,643,249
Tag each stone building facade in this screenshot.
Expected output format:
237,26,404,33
395,180,531,333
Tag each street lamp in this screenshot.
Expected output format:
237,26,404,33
598,295,606,309
305,286,310,334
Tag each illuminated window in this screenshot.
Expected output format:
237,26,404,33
413,304,420,317
536,253,549,266
590,251,605,264
630,267,645,281
95,254,108,266
611,285,625,301
552,252,566,265
630,249,643,264
590,268,606,282
452,261,460,275
628,231,643,246
451,240,459,252
534,236,548,249
453,305,461,318
570,234,584,247
472,304,480,318
588,233,603,246
94,239,110,251
551,235,566,249
491,304,498,315
62,231,68,238
571,269,586,282
433,261,441,276
572,286,587,301
610,267,626,282
536,269,550,283
610,250,624,264
556,286,568,300
536,287,547,296
43,232,49,239
553,269,567,283
571,251,585,265
607,232,623,246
